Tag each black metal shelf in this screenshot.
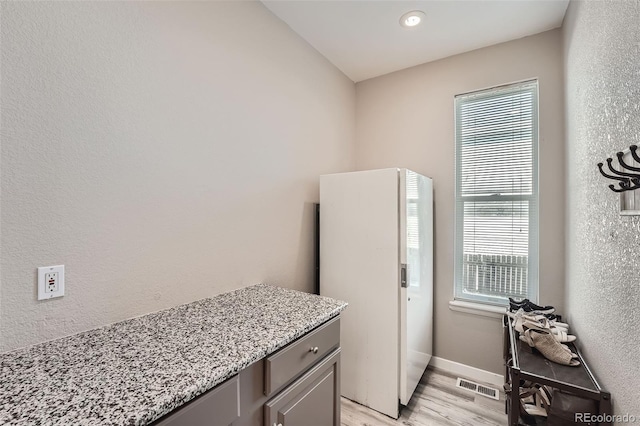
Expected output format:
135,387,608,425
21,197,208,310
503,315,612,425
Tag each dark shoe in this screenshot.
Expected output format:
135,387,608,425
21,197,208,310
543,313,563,321
509,298,555,314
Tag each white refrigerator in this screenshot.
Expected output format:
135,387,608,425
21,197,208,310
319,168,433,419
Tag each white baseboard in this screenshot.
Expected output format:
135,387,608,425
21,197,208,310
430,356,504,388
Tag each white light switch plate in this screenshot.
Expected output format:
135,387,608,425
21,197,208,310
38,265,65,300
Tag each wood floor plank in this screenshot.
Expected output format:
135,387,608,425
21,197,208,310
341,397,399,426
341,367,507,426
418,383,505,423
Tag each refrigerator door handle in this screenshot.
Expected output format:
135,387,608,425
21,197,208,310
400,263,408,288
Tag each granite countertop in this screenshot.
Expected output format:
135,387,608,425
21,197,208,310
0,284,347,426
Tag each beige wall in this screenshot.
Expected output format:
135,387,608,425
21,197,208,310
0,1,355,352
563,0,640,415
355,29,565,373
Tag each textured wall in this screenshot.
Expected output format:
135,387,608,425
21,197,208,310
0,1,355,352
355,30,565,374
563,0,640,415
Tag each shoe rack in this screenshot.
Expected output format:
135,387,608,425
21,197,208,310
503,315,612,425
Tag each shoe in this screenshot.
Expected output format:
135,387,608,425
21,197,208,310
513,311,569,329
544,313,563,321
509,311,575,342
509,311,543,333
549,327,576,343
506,383,538,426
560,343,579,359
519,336,577,358
520,329,580,366
509,298,555,314
520,384,552,417
508,310,569,332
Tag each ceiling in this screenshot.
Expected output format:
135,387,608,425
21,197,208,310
262,0,570,82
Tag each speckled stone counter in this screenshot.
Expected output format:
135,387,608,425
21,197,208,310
0,284,347,426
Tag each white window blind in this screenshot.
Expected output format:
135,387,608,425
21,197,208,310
454,80,539,305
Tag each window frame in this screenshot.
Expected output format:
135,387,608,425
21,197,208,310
453,80,540,306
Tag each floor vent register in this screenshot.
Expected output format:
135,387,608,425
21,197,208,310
455,378,499,400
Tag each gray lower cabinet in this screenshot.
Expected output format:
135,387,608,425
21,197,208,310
264,349,340,426
151,316,341,426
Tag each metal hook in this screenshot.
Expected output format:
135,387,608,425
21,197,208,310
610,181,640,192
616,151,640,172
630,145,640,164
598,161,630,182
598,145,640,192
605,157,640,179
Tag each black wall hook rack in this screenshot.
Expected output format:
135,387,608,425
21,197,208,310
598,145,640,192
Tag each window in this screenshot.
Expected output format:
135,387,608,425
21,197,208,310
454,80,539,306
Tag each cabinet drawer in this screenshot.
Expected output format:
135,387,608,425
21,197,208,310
265,316,340,396
153,375,240,426
264,348,341,426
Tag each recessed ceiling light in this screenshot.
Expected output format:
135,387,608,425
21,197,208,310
400,10,425,28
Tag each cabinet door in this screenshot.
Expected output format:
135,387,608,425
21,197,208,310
264,349,340,426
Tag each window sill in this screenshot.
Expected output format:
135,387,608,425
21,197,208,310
448,300,507,319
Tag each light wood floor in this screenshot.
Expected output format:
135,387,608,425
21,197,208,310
341,367,507,426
